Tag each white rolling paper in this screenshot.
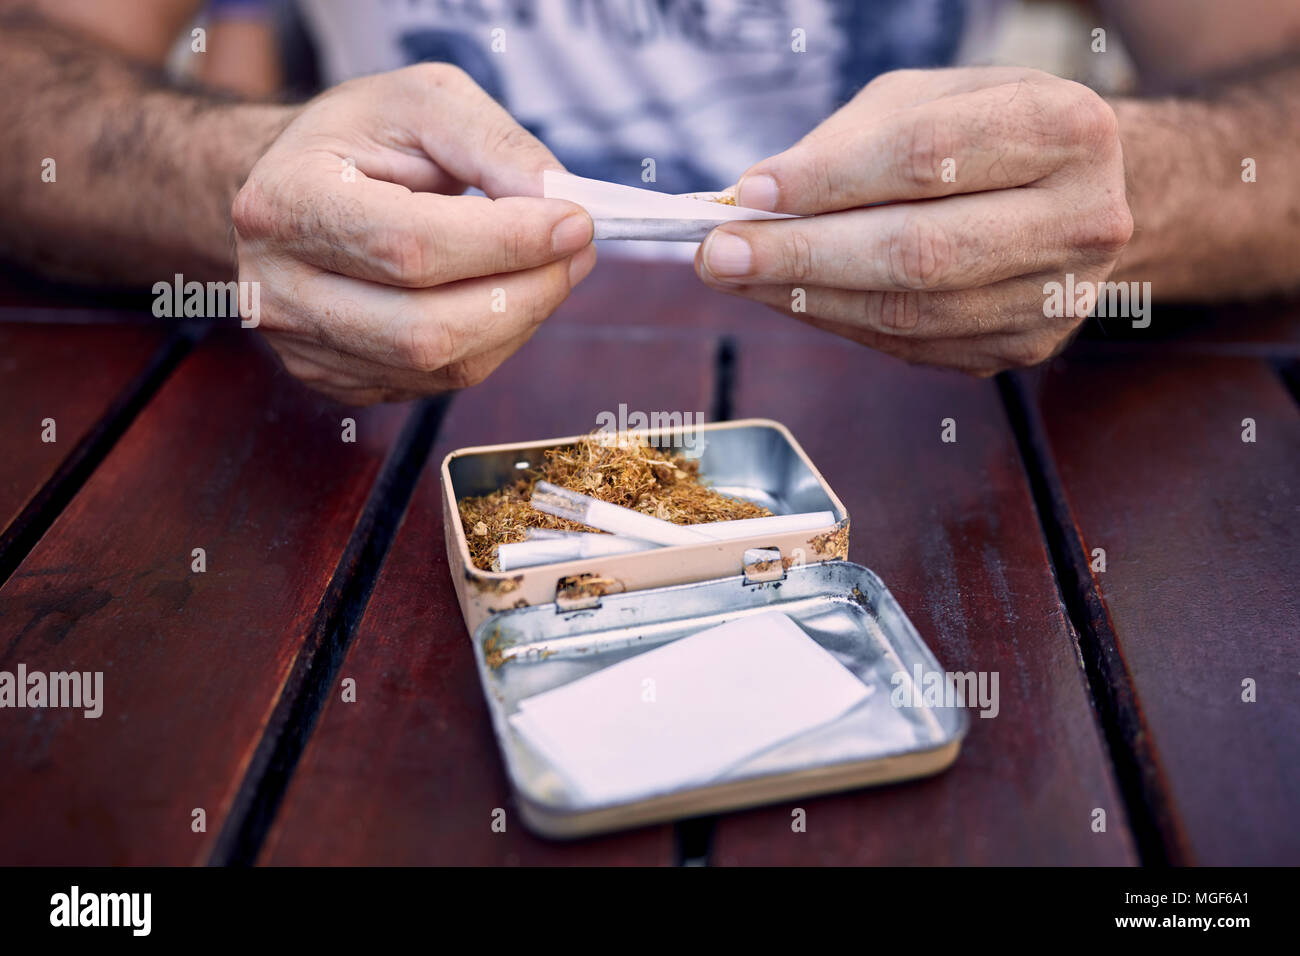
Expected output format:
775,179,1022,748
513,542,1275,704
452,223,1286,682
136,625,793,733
543,170,796,241
508,611,870,806
496,511,837,570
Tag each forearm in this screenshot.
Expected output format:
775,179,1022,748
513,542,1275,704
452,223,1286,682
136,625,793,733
0,10,295,284
1110,60,1300,300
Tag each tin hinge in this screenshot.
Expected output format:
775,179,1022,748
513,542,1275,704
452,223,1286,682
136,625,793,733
555,573,624,612
742,547,785,585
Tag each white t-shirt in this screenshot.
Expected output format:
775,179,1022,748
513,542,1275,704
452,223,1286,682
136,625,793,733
296,0,1001,194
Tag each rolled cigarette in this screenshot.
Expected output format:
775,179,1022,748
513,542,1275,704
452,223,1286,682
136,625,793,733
593,218,732,242
498,533,659,571
544,171,795,243
500,510,838,570
688,511,836,541
530,481,711,546
523,528,586,541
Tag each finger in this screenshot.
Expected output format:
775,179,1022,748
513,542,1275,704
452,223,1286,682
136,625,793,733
818,323,1006,375
751,303,1008,375
736,81,1080,214
234,159,593,287
262,244,596,372
699,192,1074,293
399,63,567,199
267,309,549,396
263,338,428,405
697,272,1068,339
802,67,1050,138
709,290,1064,375
318,63,566,199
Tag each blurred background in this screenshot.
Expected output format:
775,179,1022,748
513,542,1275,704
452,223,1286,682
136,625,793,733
159,0,1138,102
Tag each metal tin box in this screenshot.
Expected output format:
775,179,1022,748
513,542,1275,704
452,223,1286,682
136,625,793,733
440,419,966,837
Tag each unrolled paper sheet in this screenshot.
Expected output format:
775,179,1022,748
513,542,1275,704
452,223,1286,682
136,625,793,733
508,611,870,806
543,170,796,241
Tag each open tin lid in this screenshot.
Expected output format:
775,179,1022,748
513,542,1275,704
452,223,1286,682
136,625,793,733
470,559,969,838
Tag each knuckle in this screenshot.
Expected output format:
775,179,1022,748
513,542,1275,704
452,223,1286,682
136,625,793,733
1003,335,1054,368
371,227,430,284
1062,82,1120,148
1003,79,1058,147
895,114,948,189
408,60,470,92
496,220,530,274
278,354,329,387
255,297,287,335
267,173,340,248
401,318,454,373
483,120,538,160
887,215,953,291
1079,201,1135,255
231,179,274,239
779,230,817,283
803,147,838,208
864,291,923,333
441,357,490,390
866,68,919,96
524,269,567,326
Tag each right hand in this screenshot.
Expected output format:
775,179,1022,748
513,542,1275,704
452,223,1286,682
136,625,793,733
232,63,596,404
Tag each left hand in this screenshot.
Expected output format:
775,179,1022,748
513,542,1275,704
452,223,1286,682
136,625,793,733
695,67,1134,376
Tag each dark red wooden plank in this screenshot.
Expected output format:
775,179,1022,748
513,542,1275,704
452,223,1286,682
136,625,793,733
0,321,168,538
710,334,1137,865
557,256,790,336
261,291,718,864
0,331,408,864
1071,300,1300,356
576,259,1300,358
1034,352,1299,864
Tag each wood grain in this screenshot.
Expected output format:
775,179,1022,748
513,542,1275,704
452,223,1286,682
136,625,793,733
0,331,409,864
709,334,1138,865
0,321,169,543
261,318,716,864
1034,352,1300,864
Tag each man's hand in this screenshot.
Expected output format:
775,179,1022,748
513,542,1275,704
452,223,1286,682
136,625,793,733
696,67,1133,376
233,63,596,404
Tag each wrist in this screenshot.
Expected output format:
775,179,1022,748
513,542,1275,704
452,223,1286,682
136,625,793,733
188,100,298,277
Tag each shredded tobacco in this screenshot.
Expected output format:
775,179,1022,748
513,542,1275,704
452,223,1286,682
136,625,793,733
458,434,770,571
483,630,516,670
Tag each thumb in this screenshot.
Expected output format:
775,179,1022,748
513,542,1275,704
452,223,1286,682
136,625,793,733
406,63,563,198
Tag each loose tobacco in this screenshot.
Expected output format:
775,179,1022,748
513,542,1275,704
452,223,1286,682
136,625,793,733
458,434,770,571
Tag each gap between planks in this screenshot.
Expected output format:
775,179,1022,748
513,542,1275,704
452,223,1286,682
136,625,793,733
207,394,452,866
996,370,1191,866
0,323,205,588
669,334,737,866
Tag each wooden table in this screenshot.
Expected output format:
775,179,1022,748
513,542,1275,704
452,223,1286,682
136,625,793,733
1,261,1296,866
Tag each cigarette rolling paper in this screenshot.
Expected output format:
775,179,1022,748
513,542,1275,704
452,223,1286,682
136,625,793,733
500,511,838,569
543,170,796,242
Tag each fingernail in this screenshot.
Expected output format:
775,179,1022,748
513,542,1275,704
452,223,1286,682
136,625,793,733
568,244,597,285
552,213,593,255
703,231,752,278
737,173,778,211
